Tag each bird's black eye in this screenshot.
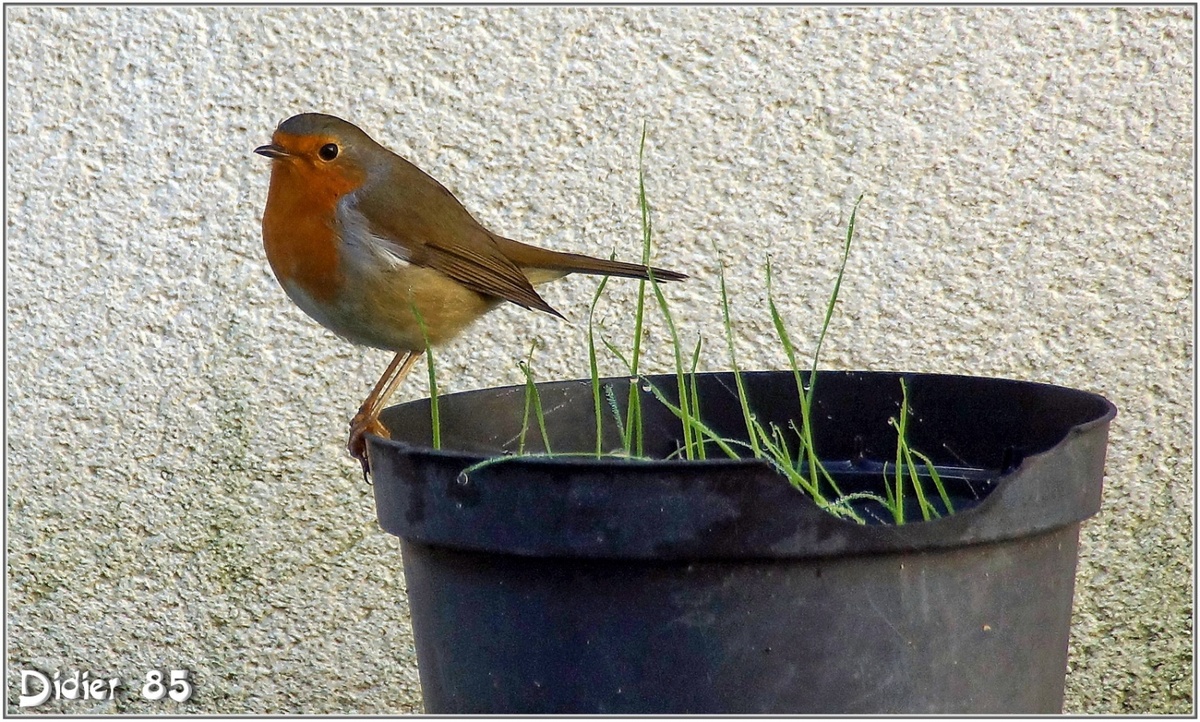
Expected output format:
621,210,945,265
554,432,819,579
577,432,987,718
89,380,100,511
318,143,339,161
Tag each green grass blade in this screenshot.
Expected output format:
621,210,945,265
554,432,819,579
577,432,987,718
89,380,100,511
688,336,705,460
603,382,627,449
602,335,634,375
765,259,845,500
601,335,636,454
894,377,943,521
807,193,864,407
912,447,955,516
408,298,441,450
588,271,615,458
648,268,694,460
635,124,693,460
517,344,552,456
425,348,440,450
717,257,760,458
459,449,658,480
517,359,533,455
641,377,742,460
620,121,656,458
886,376,921,524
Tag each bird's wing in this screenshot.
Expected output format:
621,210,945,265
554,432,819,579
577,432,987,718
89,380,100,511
356,158,562,318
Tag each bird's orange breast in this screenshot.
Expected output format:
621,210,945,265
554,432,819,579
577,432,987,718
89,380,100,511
260,136,364,304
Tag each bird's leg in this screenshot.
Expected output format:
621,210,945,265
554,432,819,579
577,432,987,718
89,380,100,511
348,350,422,478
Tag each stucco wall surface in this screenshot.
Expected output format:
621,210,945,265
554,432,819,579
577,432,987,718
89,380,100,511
5,5,1192,714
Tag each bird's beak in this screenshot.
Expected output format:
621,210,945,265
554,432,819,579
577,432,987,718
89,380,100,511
254,143,290,159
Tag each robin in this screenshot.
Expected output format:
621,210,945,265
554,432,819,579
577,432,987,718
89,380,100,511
254,113,686,477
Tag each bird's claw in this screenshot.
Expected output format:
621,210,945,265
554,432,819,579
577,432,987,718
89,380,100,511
348,413,389,483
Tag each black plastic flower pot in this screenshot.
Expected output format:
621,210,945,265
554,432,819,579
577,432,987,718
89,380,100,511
367,370,1115,714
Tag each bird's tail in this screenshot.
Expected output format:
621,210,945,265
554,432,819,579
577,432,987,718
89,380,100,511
494,236,687,283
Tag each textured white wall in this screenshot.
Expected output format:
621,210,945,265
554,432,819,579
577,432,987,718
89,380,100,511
6,6,1191,714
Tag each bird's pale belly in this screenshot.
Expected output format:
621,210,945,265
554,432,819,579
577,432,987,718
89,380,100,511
282,261,501,352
